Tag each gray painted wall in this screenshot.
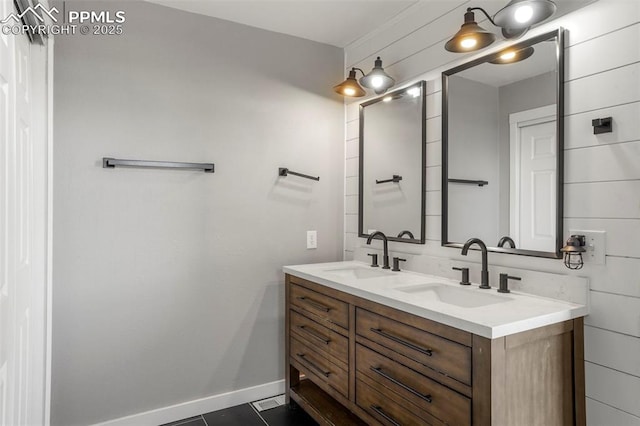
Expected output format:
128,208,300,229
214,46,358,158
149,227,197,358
446,72,556,244
52,2,344,425
447,75,499,244
363,94,423,237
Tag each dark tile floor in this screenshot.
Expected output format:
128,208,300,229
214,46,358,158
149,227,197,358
161,397,317,426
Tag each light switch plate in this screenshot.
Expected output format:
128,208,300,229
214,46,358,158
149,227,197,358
570,230,606,265
306,230,317,249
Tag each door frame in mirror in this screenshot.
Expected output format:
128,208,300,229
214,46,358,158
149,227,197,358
358,80,427,244
441,28,565,258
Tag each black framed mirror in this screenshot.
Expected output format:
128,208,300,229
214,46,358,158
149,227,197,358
442,29,564,258
359,81,426,244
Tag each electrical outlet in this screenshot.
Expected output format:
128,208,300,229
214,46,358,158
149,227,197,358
570,230,606,265
306,230,317,249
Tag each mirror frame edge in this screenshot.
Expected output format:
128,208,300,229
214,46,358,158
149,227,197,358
440,28,565,259
358,80,427,244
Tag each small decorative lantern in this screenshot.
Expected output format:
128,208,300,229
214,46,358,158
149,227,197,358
561,235,586,270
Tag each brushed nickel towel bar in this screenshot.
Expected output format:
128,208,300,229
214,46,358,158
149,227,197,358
103,157,215,173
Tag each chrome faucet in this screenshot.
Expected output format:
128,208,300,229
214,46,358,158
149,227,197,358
461,238,491,289
366,231,390,269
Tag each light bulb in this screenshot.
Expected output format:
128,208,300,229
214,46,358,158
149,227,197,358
406,87,420,98
371,76,384,88
344,87,355,96
514,5,533,23
460,37,477,49
383,96,393,102
500,51,516,60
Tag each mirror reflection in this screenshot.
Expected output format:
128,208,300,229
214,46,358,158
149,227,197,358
359,81,426,244
443,30,564,257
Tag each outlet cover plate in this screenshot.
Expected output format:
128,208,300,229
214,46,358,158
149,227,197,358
570,230,606,265
306,230,317,249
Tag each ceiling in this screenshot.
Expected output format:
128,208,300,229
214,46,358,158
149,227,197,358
143,0,419,48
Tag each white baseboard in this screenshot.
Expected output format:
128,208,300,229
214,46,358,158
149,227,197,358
94,380,285,426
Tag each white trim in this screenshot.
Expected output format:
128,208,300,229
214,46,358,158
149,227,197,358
94,380,285,426
509,104,556,246
508,104,556,126
43,31,54,426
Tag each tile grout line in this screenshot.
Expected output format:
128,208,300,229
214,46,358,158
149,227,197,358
165,417,204,426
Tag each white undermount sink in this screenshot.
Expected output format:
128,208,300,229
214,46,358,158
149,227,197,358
394,283,512,308
323,266,394,280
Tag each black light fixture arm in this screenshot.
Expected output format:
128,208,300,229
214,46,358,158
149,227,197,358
351,67,366,77
467,7,498,27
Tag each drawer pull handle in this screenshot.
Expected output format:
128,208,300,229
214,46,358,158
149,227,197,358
299,325,331,345
296,353,330,378
370,405,401,426
297,296,331,312
370,328,433,357
371,367,433,403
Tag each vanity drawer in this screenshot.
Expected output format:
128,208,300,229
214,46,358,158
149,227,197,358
290,309,348,366
356,344,471,425
356,379,443,426
290,283,349,329
290,336,349,398
356,308,471,384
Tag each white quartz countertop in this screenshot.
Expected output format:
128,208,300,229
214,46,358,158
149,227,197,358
283,261,588,339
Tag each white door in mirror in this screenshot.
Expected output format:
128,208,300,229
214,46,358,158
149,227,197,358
510,105,557,252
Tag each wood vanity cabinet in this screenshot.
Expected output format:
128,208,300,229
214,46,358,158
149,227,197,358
285,274,586,426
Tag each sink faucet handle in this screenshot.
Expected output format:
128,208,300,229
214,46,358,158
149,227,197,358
391,257,406,272
452,267,470,286
498,273,521,293
367,253,379,268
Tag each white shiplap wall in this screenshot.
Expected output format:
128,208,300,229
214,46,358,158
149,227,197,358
343,1,640,424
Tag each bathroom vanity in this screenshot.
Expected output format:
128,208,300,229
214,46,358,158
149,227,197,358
283,261,587,426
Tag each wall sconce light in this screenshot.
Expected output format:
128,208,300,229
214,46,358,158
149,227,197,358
592,117,613,134
360,57,395,95
561,235,586,270
333,68,367,97
489,46,535,64
445,9,497,53
445,0,557,53
333,57,395,97
493,0,557,31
